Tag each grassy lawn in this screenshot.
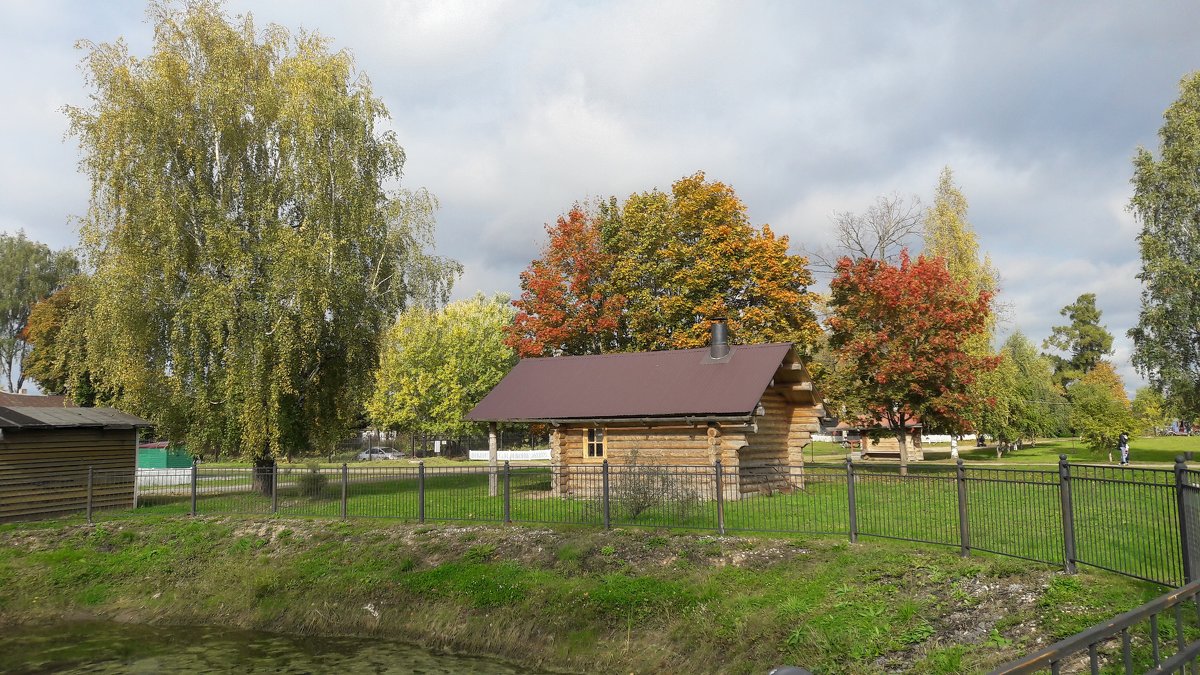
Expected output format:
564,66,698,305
0,515,1188,673
811,436,1200,467
201,455,548,469
116,461,1189,587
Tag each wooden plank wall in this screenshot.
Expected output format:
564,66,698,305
0,428,136,521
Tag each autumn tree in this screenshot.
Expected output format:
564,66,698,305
606,172,820,350
825,251,997,474
68,2,458,466
1129,71,1200,418
805,192,924,273
506,207,624,357
0,232,78,392
923,167,999,299
509,172,821,356
922,167,1002,437
1043,293,1114,389
20,281,102,405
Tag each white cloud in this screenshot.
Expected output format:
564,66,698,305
2,0,1199,399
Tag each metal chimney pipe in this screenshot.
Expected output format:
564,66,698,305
710,318,730,359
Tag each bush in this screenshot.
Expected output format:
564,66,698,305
612,451,703,521
298,462,328,499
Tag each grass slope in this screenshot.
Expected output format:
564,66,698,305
0,516,1173,674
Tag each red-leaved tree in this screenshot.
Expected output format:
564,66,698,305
505,207,625,357
826,250,998,474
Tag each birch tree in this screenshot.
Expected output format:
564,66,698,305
1129,71,1200,417
67,2,458,464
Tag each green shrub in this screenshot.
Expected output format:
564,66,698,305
298,462,328,499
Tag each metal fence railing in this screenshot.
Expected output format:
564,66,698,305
990,578,1200,673
16,454,1200,589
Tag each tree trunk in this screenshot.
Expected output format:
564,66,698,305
488,422,498,497
897,426,909,477
253,453,275,496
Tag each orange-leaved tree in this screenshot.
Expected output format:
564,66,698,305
506,207,625,357
507,172,821,356
825,250,998,474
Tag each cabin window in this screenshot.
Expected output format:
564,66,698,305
587,428,605,458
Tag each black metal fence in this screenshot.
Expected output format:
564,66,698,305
990,578,1200,673
26,454,1200,589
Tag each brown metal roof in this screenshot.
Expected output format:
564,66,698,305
0,406,151,430
0,392,68,408
467,343,795,422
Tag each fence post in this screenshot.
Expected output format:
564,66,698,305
846,457,858,543
271,462,278,514
602,460,611,530
86,466,94,524
503,461,512,524
1058,454,1078,574
418,461,426,524
715,460,726,536
956,459,970,557
190,459,198,517
341,463,349,520
1175,456,1193,584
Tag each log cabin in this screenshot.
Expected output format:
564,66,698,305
0,396,150,521
466,320,822,498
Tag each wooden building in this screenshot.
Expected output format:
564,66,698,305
834,419,924,461
467,321,821,498
0,398,150,521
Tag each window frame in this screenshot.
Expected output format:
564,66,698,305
585,427,606,460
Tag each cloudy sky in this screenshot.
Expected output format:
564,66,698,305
3,0,1199,392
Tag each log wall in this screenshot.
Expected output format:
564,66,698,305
0,428,137,521
549,395,820,499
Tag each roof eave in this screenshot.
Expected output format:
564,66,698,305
468,413,756,426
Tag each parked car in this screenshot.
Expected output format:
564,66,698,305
356,447,401,461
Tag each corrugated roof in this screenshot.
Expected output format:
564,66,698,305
0,406,151,430
467,343,794,422
0,392,68,408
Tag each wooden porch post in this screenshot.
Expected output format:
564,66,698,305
488,422,498,497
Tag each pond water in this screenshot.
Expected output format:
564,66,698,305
0,621,543,674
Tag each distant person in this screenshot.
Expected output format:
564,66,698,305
1119,431,1130,466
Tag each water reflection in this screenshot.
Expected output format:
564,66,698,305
1,621,541,674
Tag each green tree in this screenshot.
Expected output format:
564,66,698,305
67,2,458,464
980,332,1068,447
0,232,78,392
1069,362,1134,454
1042,293,1114,389
1131,386,1170,436
1129,71,1200,418
974,350,1018,456
368,293,516,438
